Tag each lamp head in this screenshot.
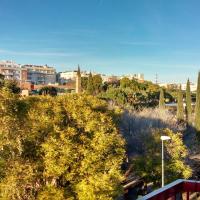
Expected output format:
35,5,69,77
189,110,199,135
160,136,171,141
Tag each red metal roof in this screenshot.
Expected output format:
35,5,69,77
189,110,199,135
139,179,200,200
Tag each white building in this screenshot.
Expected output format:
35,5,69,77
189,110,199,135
60,71,77,81
59,70,90,84
0,60,21,80
181,83,197,92
121,73,144,81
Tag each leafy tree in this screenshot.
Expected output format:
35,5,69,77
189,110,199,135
120,77,131,88
92,74,103,94
159,88,165,109
0,74,4,87
101,79,161,108
132,128,192,187
195,72,200,137
0,89,32,199
37,186,65,200
39,86,57,96
186,79,192,124
0,74,4,81
138,81,159,94
86,72,94,95
0,93,125,199
101,87,127,106
81,77,88,91
177,85,184,121
1,80,21,94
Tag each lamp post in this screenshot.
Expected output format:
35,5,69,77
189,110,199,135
160,135,171,187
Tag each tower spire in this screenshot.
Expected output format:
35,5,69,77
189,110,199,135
76,65,81,93
77,65,81,76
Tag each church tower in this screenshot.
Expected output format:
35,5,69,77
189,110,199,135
76,65,81,94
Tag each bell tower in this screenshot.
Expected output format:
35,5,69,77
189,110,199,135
76,65,81,94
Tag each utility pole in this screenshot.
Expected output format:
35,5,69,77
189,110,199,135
155,73,158,84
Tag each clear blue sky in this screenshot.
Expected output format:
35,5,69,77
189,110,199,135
1,0,200,83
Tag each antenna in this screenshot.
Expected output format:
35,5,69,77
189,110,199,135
155,73,158,84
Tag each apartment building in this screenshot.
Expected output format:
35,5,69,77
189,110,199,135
121,73,144,82
0,60,21,80
21,64,56,85
59,71,77,84
181,82,197,92
58,70,89,84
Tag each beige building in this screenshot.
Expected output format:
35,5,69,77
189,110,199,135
59,70,89,84
0,60,21,80
121,73,144,81
21,64,56,85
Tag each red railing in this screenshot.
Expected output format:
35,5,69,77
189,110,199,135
139,179,200,200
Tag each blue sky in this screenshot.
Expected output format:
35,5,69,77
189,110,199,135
1,0,200,83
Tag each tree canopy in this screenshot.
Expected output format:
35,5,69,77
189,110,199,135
159,88,165,109
0,92,125,199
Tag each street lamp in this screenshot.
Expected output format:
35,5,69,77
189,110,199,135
160,135,171,187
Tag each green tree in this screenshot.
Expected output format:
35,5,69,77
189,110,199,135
195,72,200,137
159,88,165,109
120,77,131,88
102,87,127,106
39,86,57,96
0,74,4,80
133,128,192,186
0,93,125,199
86,72,94,95
37,186,65,200
177,85,184,121
81,77,88,91
92,74,102,94
0,74,4,87
2,80,20,94
186,79,192,124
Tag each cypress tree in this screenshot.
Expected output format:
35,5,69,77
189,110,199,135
159,88,165,109
77,65,81,76
86,72,94,95
195,72,200,135
186,79,192,124
177,85,184,121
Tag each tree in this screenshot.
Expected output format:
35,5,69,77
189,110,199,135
120,108,192,187
86,72,94,95
120,77,131,88
177,85,184,121
159,88,165,109
81,77,88,91
92,74,103,94
0,74,4,86
2,80,20,94
195,72,200,137
101,87,128,106
0,74,4,80
39,86,57,96
0,93,125,199
186,79,192,124
132,128,192,186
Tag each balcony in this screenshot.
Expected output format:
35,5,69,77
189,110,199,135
139,179,200,200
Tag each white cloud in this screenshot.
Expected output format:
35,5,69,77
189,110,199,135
0,49,82,57
121,41,160,46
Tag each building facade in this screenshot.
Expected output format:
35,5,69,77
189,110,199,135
21,64,56,85
121,73,144,82
59,70,89,84
181,82,197,92
0,60,21,80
